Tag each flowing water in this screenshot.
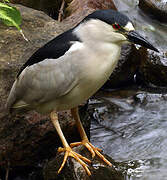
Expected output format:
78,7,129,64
90,90,167,180
90,1,167,179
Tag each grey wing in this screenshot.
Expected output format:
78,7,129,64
6,56,79,110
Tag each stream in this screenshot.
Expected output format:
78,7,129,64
90,1,167,179
90,90,167,180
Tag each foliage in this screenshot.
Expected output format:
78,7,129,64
0,1,21,31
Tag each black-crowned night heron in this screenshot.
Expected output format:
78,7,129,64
6,9,159,176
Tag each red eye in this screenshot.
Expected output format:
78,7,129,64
112,23,121,30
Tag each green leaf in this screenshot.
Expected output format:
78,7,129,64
3,0,10,3
0,2,21,30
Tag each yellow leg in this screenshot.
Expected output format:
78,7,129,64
71,107,112,167
50,111,91,176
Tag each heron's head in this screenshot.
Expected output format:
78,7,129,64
74,9,158,52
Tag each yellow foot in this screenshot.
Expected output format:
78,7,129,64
70,139,112,167
57,146,91,176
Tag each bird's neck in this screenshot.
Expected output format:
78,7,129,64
82,41,121,82
93,42,121,76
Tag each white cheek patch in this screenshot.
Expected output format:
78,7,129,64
124,22,135,31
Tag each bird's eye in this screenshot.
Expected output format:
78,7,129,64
112,23,121,30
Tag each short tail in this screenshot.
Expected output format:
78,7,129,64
6,79,30,113
6,80,18,113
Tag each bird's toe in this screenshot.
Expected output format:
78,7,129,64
57,146,91,176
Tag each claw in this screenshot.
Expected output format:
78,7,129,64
70,140,112,167
57,146,91,176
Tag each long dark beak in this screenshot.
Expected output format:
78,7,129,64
127,31,159,52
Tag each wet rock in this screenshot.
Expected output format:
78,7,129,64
136,47,167,87
139,0,167,23
43,145,125,180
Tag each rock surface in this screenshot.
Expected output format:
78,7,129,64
64,0,117,26
136,47,167,87
9,0,117,20
43,146,125,180
139,0,167,23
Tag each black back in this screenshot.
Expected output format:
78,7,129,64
17,29,80,77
